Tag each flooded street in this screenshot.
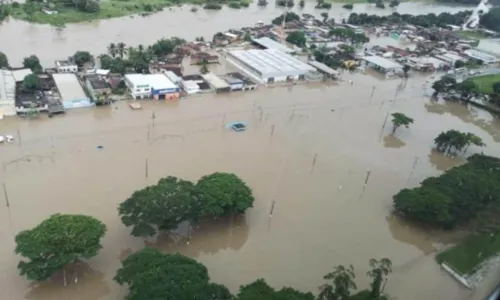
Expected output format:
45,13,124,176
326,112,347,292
0,2,473,66
1,72,500,299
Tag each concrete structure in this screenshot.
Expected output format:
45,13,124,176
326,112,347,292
0,70,16,118
464,49,498,64
252,37,295,54
226,49,315,83
52,73,91,109
55,60,78,73
434,52,466,66
202,72,230,93
361,56,404,74
148,74,180,100
125,74,180,100
307,60,339,78
86,75,111,95
223,75,244,91
164,71,181,85
181,80,200,94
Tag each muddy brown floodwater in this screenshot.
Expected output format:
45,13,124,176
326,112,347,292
2,73,500,300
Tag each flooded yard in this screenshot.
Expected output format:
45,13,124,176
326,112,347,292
1,73,500,299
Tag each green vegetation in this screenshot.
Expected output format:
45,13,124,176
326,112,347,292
99,38,185,75
15,214,106,281
0,51,9,68
118,172,255,237
393,154,498,230
0,4,10,23
22,74,41,92
455,30,489,40
8,0,251,25
471,74,500,95
342,4,354,9
286,31,306,47
390,112,414,135
437,234,500,275
315,0,332,9
348,11,472,28
116,249,393,300
22,55,43,73
480,7,500,32
73,50,93,67
115,248,232,300
272,12,300,25
434,130,485,154
432,76,480,102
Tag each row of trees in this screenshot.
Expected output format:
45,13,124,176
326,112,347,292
15,172,254,281
432,75,479,103
480,7,500,32
100,37,186,74
119,173,255,237
347,11,472,28
116,247,393,300
434,129,485,154
393,154,499,230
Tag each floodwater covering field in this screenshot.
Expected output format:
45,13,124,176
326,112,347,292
1,73,500,300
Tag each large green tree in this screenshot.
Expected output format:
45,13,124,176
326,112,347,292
115,247,231,300
318,265,357,300
118,176,197,237
286,31,306,47
432,75,457,95
73,51,94,67
390,112,414,135
455,79,478,102
480,7,500,32
367,258,392,298
393,154,500,229
196,172,255,217
15,214,106,281
23,55,42,73
0,51,8,68
434,130,485,154
22,74,41,92
237,279,314,300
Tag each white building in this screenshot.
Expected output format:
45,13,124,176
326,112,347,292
55,60,78,73
464,49,498,64
125,74,180,100
0,70,16,119
181,80,200,94
52,73,92,109
226,49,315,84
164,71,181,85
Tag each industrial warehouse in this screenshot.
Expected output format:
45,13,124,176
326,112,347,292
226,49,316,84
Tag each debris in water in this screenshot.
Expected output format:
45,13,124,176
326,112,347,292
97,145,104,150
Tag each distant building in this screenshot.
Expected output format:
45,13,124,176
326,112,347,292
201,72,230,93
190,52,219,65
55,60,78,73
52,73,92,109
0,70,16,118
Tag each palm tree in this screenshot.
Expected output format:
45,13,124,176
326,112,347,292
108,43,117,58
137,44,144,53
318,265,357,300
367,258,392,298
117,42,127,59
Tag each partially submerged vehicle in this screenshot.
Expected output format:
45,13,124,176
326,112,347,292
226,122,247,132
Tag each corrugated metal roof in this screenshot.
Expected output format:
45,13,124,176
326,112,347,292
229,49,314,78
202,73,230,90
362,56,403,70
252,37,294,53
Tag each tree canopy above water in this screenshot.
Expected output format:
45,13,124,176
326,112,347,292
15,214,106,281
118,172,255,237
393,154,500,229
347,11,472,28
